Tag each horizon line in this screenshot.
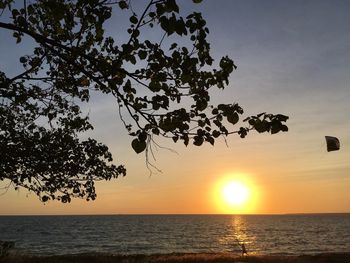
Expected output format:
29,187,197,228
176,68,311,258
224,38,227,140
1,212,349,216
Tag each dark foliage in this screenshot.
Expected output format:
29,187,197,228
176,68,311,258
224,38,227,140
0,0,288,202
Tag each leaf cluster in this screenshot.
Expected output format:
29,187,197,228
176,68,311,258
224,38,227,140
0,0,288,202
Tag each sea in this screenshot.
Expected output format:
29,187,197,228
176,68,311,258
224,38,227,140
0,214,349,256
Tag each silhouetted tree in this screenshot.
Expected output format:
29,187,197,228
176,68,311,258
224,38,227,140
0,0,288,202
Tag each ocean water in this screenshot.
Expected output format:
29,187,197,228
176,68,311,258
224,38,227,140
0,214,349,256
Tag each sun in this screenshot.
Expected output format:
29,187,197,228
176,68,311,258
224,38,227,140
212,173,259,214
222,181,249,206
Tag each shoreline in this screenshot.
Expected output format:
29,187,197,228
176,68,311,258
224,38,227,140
2,252,350,263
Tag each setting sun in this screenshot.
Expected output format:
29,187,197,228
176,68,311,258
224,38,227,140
212,173,259,214
222,181,249,206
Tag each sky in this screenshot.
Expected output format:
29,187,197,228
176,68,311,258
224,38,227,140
0,0,350,215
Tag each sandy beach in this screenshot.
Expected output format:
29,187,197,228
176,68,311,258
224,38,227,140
2,252,350,263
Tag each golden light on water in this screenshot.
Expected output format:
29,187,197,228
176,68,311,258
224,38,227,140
213,172,259,214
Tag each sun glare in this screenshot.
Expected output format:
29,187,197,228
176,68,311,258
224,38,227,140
222,181,249,206
212,173,258,214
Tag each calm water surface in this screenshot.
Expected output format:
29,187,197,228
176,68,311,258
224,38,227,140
0,214,349,255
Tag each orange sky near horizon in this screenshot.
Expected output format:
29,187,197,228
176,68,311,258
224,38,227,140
1,1,350,215
1,133,349,215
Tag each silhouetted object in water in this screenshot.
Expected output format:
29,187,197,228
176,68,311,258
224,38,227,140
325,136,340,152
0,241,15,257
241,243,248,256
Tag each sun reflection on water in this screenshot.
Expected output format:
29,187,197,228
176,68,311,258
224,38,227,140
218,215,257,255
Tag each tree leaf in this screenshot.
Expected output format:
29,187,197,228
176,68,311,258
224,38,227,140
118,1,128,9
130,15,138,24
207,136,214,145
193,136,203,146
227,112,239,125
131,138,147,154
